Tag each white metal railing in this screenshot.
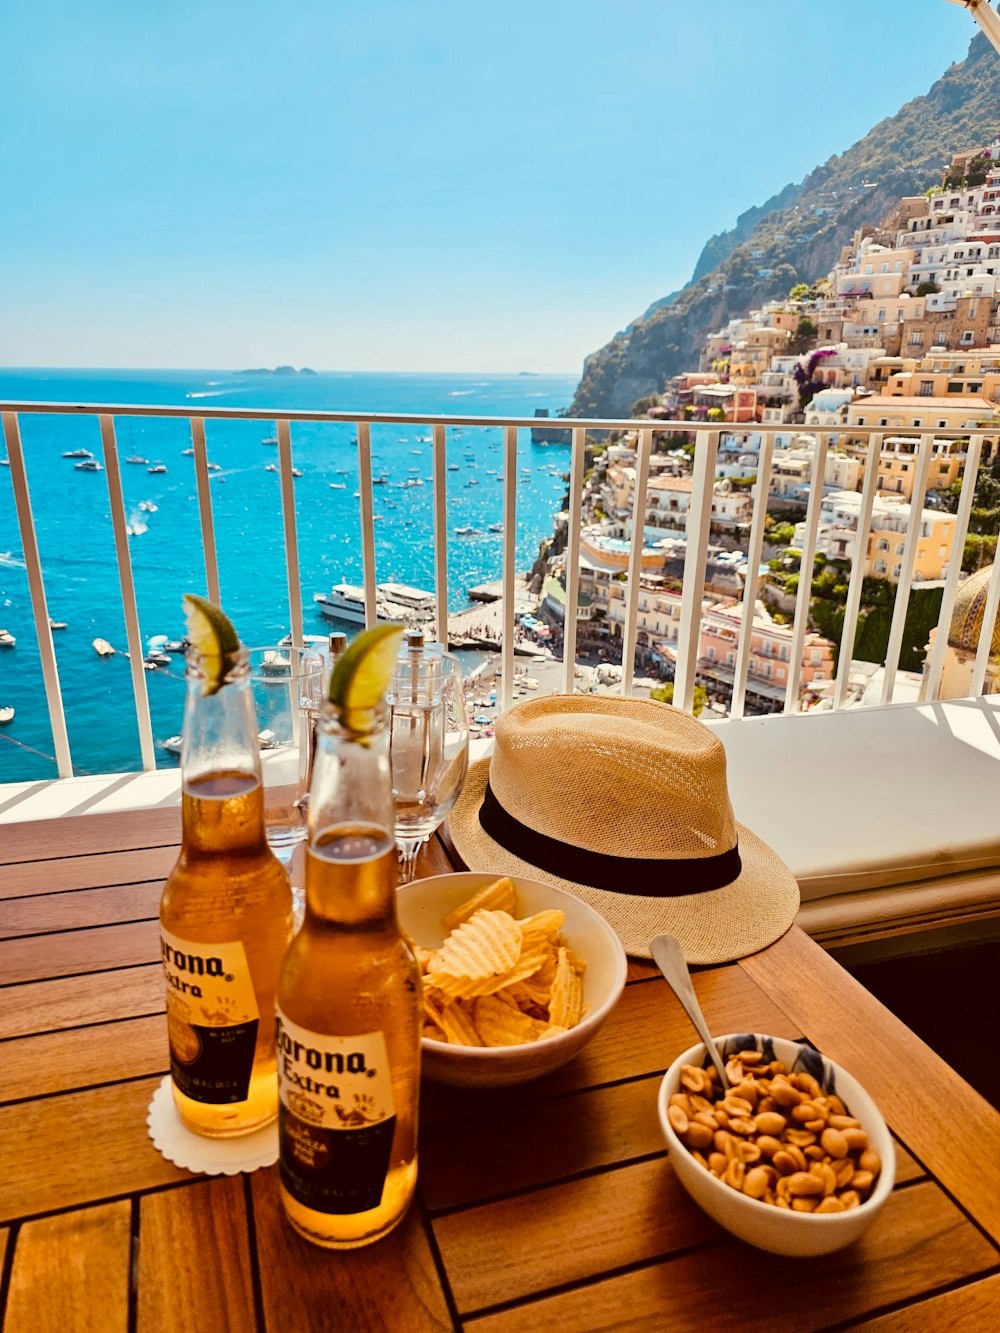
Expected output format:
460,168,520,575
1,400,997,783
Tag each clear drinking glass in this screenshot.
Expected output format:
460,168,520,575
388,647,470,883
247,647,326,907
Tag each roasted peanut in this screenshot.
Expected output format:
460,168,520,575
754,1111,787,1137
859,1148,882,1176
723,1159,745,1191
820,1127,849,1158
684,1122,714,1151
668,1104,689,1135
786,1171,824,1197
815,1195,846,1214
743,1167,769,1199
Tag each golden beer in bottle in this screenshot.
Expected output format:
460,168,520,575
277,682,421,1249
160,601,293,1137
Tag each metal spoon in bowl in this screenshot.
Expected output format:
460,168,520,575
650,933,729,1090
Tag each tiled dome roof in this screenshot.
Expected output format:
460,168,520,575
948,565,1000,654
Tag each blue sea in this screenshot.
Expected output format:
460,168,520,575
0,368,576,783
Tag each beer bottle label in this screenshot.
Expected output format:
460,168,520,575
160,927,260,1105
276,1009,397,1215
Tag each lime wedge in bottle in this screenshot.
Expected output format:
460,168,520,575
327,623,405,726
182,593,241,695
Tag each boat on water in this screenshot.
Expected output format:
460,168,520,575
63,448,93,459
487,522,503,533
125,455,148,465
314,581,436,626
465,479,479,487
0,629,15,648
292,467,303,477
455,526,482,537
92,638,115,657
259,650,291,674
262,436,278,446
0,706,14,724
329,482,347,490
162,735,183,755
49,619,67,630
75,459,102,472
181,447,195,456
372,476,388,486
148,463,167,474
206,462,221,472
0,459,9,466
138,500,158,513
145,651,172,668
448,464,460,472
265,463,278,473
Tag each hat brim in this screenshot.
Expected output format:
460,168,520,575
448,755,800,964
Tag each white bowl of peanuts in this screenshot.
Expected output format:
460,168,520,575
657,1033,895,1256
397,871,628,1087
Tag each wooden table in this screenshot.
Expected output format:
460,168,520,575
2,807,1000,1332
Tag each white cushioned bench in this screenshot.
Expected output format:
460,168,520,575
706,696,1000,954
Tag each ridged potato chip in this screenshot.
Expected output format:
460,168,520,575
442,877,517,932
416,880,588,1047
549,946,585,1029
428,909,522,983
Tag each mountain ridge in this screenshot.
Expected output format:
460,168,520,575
571,29,1000,418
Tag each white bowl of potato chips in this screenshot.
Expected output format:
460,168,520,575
397,871,628,1087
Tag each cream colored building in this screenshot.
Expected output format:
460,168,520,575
799,490,957,582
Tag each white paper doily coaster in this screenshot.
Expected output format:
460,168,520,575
147,1076,279,1175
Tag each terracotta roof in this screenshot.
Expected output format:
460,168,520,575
648,475,694,492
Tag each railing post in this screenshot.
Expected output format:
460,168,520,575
190,418,220,605
833,435,881,712
432,423,449,645
560,427,587,695
277,420,304,645
784,432,829,713
731,432,775,720
923,434,983,701
880,433,934,706
674,429,719,713
356,422,377,627
1,411,74,777
99,415,156,772
620,428,652,696
500,425,518,713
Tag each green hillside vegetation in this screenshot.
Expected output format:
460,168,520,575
571,31,1000,418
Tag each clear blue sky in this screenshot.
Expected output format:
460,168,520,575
0,1,978,375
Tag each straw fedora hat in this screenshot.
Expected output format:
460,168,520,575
449,694,799,963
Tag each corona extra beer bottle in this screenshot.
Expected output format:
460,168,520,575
277,625,421,1249
160,596,293,1137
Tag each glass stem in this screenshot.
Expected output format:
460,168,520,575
396,837,425,885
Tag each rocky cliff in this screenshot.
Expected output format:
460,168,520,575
571,30,1000,419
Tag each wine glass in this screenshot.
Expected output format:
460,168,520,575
247,646,326,915
388,648,469,884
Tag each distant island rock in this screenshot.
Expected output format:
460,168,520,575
236,366,317,376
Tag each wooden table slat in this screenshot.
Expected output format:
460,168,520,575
0,918,161,985
464,1179,1000,1332
250,1167,454,1333
137,1176,256,1333
852,1270,1000,1330
0,806,181,865
0,1079,188,1221
0,1015,168,1103
4,1201,132,1333
0,846,178,900
0,882,162,939
741,925,1000,1243
0,964,164,1040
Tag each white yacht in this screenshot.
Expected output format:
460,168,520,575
125,455,148,465
0,706,14,724
75,459,103,472
0,629,15,648
314,581,436,626
148,463,167,474
63,448,93,459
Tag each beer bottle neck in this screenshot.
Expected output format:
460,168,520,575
180,648,267,853
305,704,399,928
